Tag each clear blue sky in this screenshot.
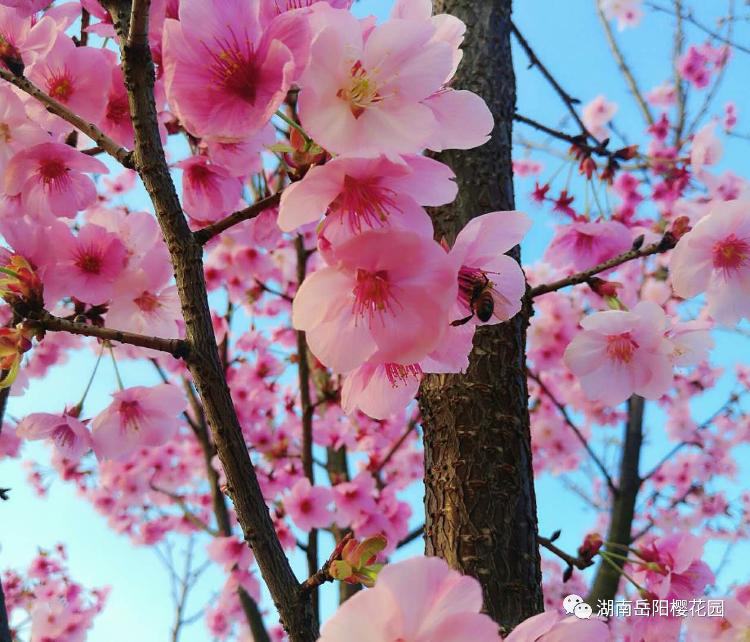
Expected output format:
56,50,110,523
2,1,749,640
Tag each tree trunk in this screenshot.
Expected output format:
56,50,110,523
420,0,543,633
588,396,644,605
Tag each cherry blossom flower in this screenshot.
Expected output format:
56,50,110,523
17,412,92,462
278,154,455,237
53,223,128,306
670,199,750,325
582,95,618,141
563,301,675,405
162,0,309,139
4,142,108,219
206,536,254,571
504,610,611,641
319,556,500,642
546,220,632,271
91,384,187,460
600,0,643,31
0,84,47,176
448,210,531,326
176,156,243,223
632,533,714,599
284,478,333,531
299,7,459,155
292,229,457,373
341,360,422,420
27,35,110,124
690,122,723,175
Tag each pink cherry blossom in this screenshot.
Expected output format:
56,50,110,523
298,7,456,155
504,610,611,641
0,84,47,176
582,95,618,141
341,360,422,420
690,122,723,175
91,384,187,460
162,0,309,139
647,82,676,107
563,301,675,405
546,220,632,271
53,223,129,306
600,0,643,31
278,154,455,237
448,210,531,325
4,142,108,219
27,36,110,125
206,536,254,571
176,156,243,223
319,556,500,642
284,478,333,531
292,229,457,373
16,411,92,462
632,533,714,599
670,199,750,325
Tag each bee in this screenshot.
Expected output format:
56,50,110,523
451,273,495,326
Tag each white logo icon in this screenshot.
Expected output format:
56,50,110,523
563,594,592,619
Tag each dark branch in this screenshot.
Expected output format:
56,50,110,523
528,234,677,299
0,68,134,168
193,193,282,245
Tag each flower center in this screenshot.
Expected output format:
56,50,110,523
75,251,103,275
338,61,382,118
384,363,422,388
299,498,312,514
52,424,75,450
0,34,20,63
119,399,142,431
0,123,10,143
606,332,639,364
47,72,74,102
206,32,259,104
106,95,130,124
352,269,399,326
134,291,159,313
712,234,750,274
330,175,400,232
38,159,68,184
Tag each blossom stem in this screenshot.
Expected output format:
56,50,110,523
0,68,134,168
275,110,312,145
76,343,106,409
108,345,125,391
598,551,646,592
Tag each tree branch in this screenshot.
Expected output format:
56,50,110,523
193,193,281,245
538,535,595,571
510,22,597,142
0,68,134,168
24,312,188,358
528,370,617,495
102,2,316,639
596,2,655,126
528,234,676,299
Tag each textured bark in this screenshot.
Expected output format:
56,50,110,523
103,3,317,640
0,575,11,642
419,0,543,633
588,396,645,605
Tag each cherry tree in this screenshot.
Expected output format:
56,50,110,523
0,0,749,641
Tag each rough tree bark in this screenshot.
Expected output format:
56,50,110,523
419,0,544,633
102,2,317,640
588,396,645,604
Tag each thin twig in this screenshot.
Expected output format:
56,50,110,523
193,193,281,245
510,22,597,142
0,68,134,168
24,312,188,358
538,535,596,571
528,234,676,299
529,370,617,495
596,2,655,126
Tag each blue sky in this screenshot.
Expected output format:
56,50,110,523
2,1,750,640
